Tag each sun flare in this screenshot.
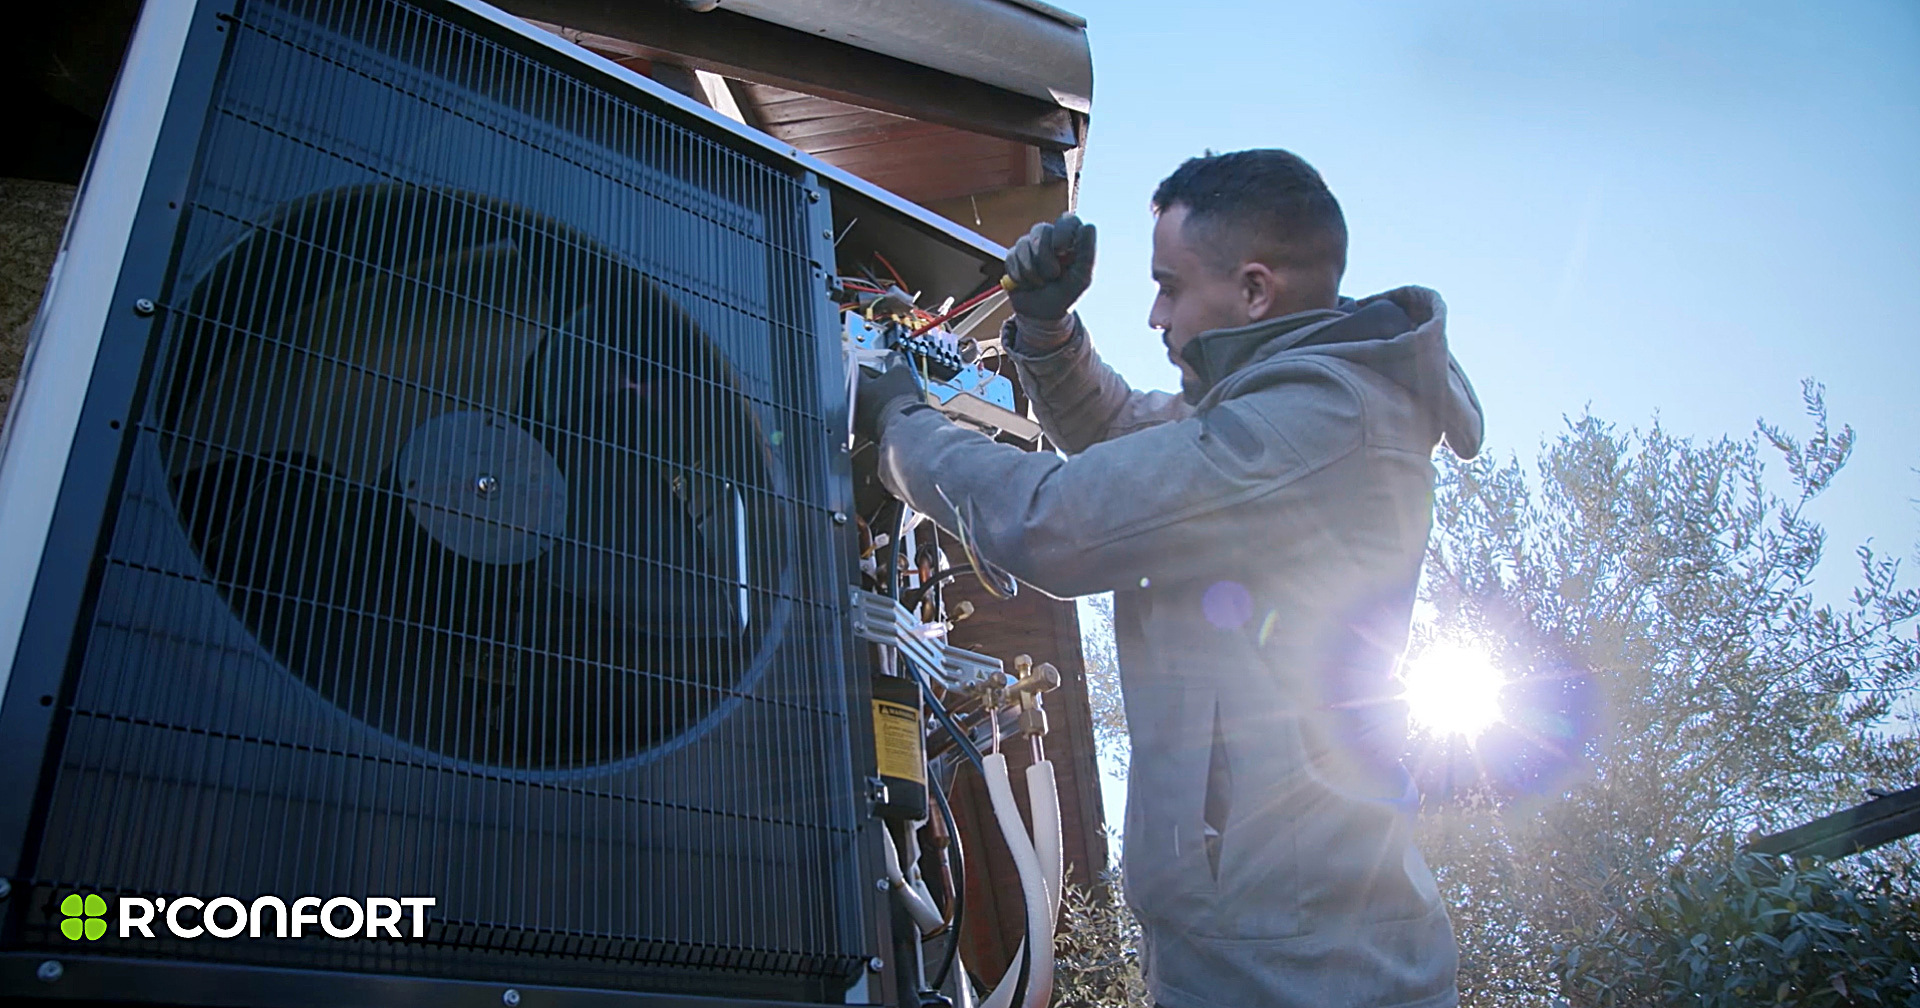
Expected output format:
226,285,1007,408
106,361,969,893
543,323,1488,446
1402,643,1505,739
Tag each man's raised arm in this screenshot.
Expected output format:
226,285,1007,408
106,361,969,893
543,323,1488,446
1001,216,1190,455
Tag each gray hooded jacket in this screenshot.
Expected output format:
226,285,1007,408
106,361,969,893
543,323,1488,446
874,286,1482,1008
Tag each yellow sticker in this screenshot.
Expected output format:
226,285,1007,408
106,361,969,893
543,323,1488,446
871,698,926,785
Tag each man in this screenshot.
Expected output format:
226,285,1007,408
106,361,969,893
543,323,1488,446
855,149,1482,1007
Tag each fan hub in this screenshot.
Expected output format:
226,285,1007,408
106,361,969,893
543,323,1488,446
395,411,567,565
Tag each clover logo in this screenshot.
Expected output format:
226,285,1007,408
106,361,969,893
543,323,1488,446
60,893,108,941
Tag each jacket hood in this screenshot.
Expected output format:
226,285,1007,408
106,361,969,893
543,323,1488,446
1180,285,1484,459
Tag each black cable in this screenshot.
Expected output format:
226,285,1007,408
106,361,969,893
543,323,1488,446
902,657,1029,1008
905,661,987,776
901,565,976,611
930,773,966,994
1010,939,1031,1008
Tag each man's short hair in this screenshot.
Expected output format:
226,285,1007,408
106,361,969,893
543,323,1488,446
1150,149,1347,277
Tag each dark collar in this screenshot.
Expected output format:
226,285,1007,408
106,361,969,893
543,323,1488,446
1179,299,1415,398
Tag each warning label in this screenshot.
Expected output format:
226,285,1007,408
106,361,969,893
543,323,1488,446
871,699,926,784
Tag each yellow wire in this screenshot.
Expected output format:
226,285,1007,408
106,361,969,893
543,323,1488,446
936,485,1015,601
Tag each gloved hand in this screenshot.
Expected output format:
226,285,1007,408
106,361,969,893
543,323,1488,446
853,357,926,444
1004,214,1096,323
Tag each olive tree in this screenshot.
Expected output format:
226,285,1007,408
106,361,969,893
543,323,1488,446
1418,382,1919,1004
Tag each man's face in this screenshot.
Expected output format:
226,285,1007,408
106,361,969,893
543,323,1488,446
1148,206,1258,400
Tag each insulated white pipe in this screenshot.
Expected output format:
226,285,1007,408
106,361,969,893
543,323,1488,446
1027,760,1064,920
948,952,978,1008
978,753,1058,1008
904,824,946,933
881,825,947,935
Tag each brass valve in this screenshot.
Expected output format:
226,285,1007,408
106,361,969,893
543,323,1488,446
1010,654,1060,697
1010,655,1059,742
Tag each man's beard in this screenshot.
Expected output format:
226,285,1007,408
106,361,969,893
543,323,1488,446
1169,346,1208,404
1180,373,1208,405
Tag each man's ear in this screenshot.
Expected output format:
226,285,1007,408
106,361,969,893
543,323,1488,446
1239,262,1279,322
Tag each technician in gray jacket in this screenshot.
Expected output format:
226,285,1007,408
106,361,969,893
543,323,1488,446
855,149,1482,1008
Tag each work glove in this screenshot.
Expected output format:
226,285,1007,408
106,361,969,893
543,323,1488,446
853,356,927,444
1004,214,1096,325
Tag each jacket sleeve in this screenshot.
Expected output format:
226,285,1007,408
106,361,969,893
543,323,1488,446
1010,314,1191,455
874,362,1365,598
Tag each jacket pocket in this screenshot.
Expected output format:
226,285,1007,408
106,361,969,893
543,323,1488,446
1205,695,1441,940
1121,681,1219,925
1202,702,1307,940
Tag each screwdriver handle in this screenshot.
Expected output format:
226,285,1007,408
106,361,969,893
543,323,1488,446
999,245,1077,292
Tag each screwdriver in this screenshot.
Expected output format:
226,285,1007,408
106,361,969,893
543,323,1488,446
905,248,1069,337
906,280,1007,336
998,240,1079,292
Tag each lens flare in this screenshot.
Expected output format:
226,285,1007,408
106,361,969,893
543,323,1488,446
1401,643,1504,739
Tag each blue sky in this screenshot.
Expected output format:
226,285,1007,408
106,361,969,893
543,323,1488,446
1064,0,1920,588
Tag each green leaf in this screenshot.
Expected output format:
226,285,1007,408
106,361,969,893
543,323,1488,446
59,893,82,917
84,917,105,941
83,893,106,917
60,917,82,941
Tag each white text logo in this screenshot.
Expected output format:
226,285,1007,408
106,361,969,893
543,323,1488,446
113,896,436,939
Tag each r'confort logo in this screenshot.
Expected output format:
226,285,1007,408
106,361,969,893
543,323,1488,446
59,893,435,940
60,894,108,941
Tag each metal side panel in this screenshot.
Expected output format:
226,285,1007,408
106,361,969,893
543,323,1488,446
0,0,205,734
0,0,239,882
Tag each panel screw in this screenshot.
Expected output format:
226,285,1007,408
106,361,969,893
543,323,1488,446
502,989,521,1006
822,229,833,240
832,511,848,525
37,960,62,983
808,190,821,203
874,877,891,892
132,298,156,316
475,474,499,496
868,956,886,973
0,878,11,899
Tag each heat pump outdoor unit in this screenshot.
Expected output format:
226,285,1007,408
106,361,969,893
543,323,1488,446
0,0,1012,1003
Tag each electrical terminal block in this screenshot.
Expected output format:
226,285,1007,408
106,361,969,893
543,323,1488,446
845,313,1039,442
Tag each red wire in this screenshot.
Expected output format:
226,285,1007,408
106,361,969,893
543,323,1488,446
872,252,909,291
908,286,1000,337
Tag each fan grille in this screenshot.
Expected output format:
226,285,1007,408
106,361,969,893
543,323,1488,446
161,185,779,771
18,0,866,996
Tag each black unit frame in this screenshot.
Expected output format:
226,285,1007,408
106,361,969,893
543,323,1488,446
0,0,939,1003
0,0,241,891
